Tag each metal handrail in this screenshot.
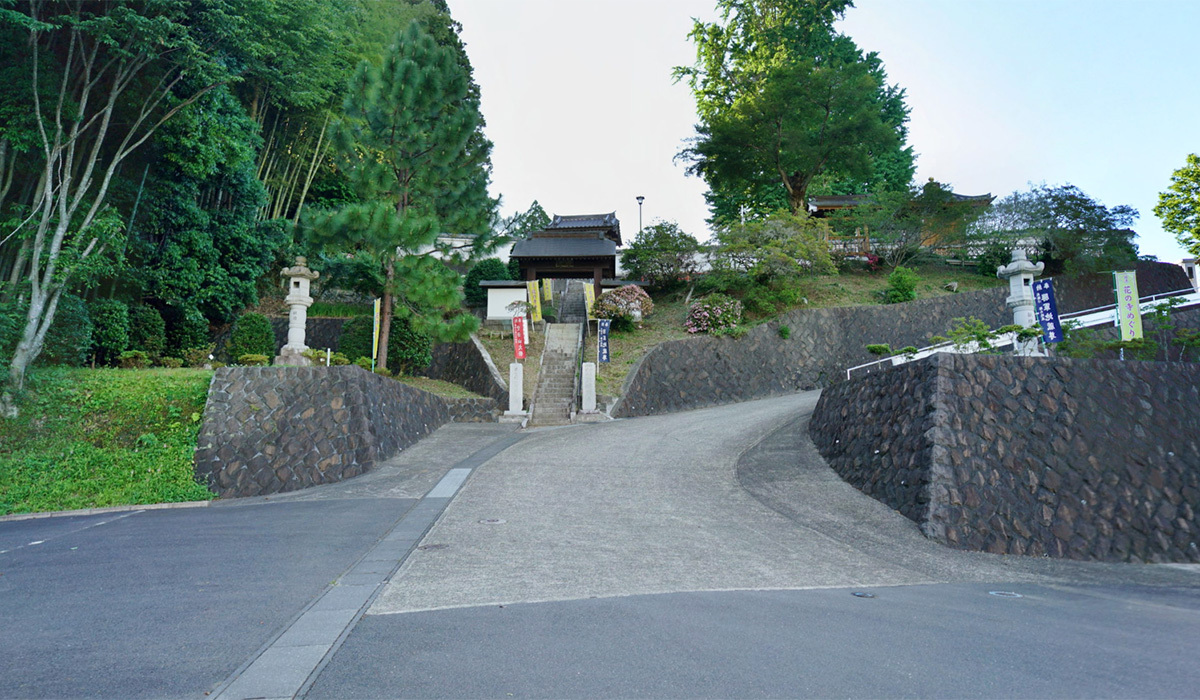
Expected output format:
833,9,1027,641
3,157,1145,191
844,287,1200,380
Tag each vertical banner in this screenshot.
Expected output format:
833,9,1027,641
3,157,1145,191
512,315,527,360
371,298,381,367
1113,271,1143,340
526,280,543,323
584,284,597,321
597,319,611,363
542,278,553,302
1032,279,1063,343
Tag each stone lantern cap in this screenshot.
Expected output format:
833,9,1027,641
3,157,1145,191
996,248,1044,280
282,256,319,282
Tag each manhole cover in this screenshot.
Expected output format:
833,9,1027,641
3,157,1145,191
478,518,506,524
988,590,1023,598
417,544,448,551
852,591,876,598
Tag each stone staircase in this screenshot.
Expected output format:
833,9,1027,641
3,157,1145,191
529,323,581,427
559,281,588,323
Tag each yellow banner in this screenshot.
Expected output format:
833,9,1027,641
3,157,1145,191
372,298,381,360
1113,271,1143,340
584,284,596,321
527,280,542,323
542,278,553,302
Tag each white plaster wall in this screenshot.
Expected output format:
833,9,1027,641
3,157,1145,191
486,287,528,320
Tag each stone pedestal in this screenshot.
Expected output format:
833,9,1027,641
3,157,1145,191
500,362,527,422
275,256,319,366
580,362,597,412
996,249,1045,356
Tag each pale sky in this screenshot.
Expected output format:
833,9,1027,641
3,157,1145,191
450,0,1200,262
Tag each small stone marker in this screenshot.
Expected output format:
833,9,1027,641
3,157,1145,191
581,362,597,412
502,362,526,421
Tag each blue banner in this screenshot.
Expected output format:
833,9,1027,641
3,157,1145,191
1032,278,1063,343
598,319,611,363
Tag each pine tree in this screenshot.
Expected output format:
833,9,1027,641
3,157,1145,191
308,19,497,371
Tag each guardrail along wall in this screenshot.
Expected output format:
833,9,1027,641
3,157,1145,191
613,262,1191,418
810,353,1200,563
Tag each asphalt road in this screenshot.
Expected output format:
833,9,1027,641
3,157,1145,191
2,394,1198,699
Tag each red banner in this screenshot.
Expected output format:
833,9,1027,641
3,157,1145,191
512,315,526,360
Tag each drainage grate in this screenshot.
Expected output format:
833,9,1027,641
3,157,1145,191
852,592,876,598
478,518,506,524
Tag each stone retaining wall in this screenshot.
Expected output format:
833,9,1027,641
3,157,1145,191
613,262,1190,418
194,366,450,498
810,353,1200,563
421,336,508,404
443,396,500,423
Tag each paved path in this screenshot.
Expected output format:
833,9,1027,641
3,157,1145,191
2,392,1198,698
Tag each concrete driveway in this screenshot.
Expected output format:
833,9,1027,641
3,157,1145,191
2,392,1198,698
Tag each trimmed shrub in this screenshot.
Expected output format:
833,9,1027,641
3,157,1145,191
593,285,654,332
339,314,431,375
165,306,209,358
685,294,743,334
89,298,130,366
156,356,184,368
39,293,93,367
464,258,510,306
883,266,920,304
128,304,166,357
182,344,214,368
227,312,276,361
118,350,150,369
237,354,270,366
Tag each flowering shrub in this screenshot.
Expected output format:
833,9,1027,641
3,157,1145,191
592,285,654,331
685,294,743,334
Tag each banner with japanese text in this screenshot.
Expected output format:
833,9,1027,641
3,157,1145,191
1032,279,1063,343
512,315,527,360
584,284,596,320
526,281,542,322
542,278,553,302
597,319,611,363
372,298,381,362
1113,271,1143,340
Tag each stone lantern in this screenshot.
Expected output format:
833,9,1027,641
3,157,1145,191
996,248,1044,356
275,256,319,366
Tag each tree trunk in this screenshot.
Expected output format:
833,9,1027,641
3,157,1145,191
377,260,396,372
7,284,64,391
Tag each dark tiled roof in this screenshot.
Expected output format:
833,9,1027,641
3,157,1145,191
811,193,993,211
547,213,619,230
510,238,617,258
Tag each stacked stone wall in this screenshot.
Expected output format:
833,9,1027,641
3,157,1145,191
613,262,1191,418
194,366,450,498
421,336,508,404
810,353,1200,563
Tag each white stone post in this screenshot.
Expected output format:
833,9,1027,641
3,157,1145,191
996,248,1045,357
275,256,320,366
502,362,526,420
581,362,597,412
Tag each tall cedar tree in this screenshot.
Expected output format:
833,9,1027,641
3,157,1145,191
307,20,496,371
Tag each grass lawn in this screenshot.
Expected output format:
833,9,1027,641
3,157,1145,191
394,374,485,399
476,327,547,405
0,368,215,515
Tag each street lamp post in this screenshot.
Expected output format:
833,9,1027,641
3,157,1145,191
636,195,645,234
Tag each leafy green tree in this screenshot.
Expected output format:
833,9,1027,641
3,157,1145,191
712,210,836,282
677,0,913,224
883,266,919,304
307,20,497,371
832,179,988,267
128,304,166,357
970,184,1137,275
338,314,430,375
1155,153,1200,255
464,259,510,306
620,221,701,289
